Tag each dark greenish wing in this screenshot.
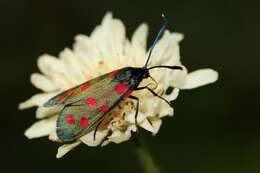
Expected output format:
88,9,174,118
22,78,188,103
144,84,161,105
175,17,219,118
56,68,136,142
43,69,121,107
57,104,105,142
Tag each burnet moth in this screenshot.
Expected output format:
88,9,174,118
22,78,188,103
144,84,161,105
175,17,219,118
44,14,183,143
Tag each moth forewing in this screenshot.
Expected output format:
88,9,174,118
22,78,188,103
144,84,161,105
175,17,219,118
44,71,116,107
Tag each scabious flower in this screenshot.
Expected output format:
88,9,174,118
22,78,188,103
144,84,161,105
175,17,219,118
19,12,218,158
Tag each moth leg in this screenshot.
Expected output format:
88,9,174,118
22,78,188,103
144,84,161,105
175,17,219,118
93,119,105,141
128,95,140,128
100,129,113,146
135,86,172,107
149,75,158,90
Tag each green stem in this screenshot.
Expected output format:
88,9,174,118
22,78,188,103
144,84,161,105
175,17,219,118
134,136,160,173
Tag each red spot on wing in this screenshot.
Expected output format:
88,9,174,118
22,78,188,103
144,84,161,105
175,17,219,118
57,96,65,102
123,88,134,98
66,114,74,124
115,83,128,94
101,105,109,113
81,83,89,91
66,89,74,96
109,70,120,77
79,117,89,128
85,97,97,108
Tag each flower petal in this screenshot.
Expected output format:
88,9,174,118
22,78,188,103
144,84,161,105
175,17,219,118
150,118,162,135
51,74,73,90
108,125,136,144
91,12,126,59
36,106,60,119
56,141,81,159
101,139,111,147
171,66,188,88
31,73,57,92
149,31,184,67
181,69,219,89
37,54,65,76
125,112,147,124
139,97,160,118
59,48,86,84
74,34,98,60
158,103,174,118
128,23,148,66
37,54,73,89
24,116,56,139
80,130,109,146
49,130,60,142
164,88,180,101
73,34,100,74
108,130,130,143
19,92,58,109
139,118,155,133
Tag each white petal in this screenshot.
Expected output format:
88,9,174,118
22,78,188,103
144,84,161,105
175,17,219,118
108,125,136,144
59,48,86,84
181,69,219,89
51,74,72,90
56,141,81,159
139,118,155,133
125,112,147,124
101,139,111,147
49,130,60,142
151,118,162,135
37,54,65,76
149,31,184,67
131,23,148,48
145,31,184,86
80,130,108,146
91,12,126,59
24,116,56,139
108,130,130,143
128,23,148,66
31,73,56,92
164,88,180,101
74,34,99,60
171,66,188,88
37,54,72,88
172,32,185,42
139,97,160,117
36,106,60,119
19,92,58,109
73,34,100,74
158,104,174,118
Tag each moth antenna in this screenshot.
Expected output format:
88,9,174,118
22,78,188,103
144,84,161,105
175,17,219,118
148,65,183,71
144,14,168,68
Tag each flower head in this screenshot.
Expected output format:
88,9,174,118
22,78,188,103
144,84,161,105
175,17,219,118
19,12,218,158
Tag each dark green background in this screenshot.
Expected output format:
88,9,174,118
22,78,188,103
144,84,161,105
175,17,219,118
2,0,259,173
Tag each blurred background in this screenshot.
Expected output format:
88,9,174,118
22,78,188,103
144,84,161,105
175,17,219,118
1,0,259,172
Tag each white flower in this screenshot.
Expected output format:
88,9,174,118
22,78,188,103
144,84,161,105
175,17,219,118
19,12,218,158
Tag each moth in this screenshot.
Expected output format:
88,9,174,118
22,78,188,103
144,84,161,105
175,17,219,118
44,15,183,143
